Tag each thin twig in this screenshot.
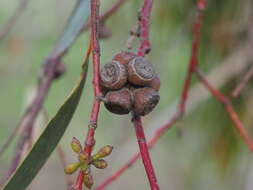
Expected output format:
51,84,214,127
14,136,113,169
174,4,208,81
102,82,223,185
178,0,205,114
137,0,153,56
132,116,160,190
95,114,178,190
4,59,59,180
196,69,253,151
0,0,30,41
81,0,126,32
0,125,20,157
232,64,253,97
73,0,101,188
100,0,126,23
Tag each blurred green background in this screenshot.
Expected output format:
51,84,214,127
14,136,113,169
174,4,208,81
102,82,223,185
1,0,253,189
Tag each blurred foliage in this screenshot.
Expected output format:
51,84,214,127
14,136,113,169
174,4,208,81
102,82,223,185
0,0,253,189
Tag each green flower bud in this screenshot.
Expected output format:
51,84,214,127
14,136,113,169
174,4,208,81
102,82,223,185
92,159,108,169
92,145,113,160
83,172,93,189
64,162,80,175
71,137,82,153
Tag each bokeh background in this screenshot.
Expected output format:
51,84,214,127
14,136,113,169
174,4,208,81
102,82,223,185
1,0,253,189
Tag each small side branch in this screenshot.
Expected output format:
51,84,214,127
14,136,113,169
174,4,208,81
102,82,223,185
81,0,126,31
0,0,30,41
137,0,153,56
3,61,59,181
178,0,205,114
196,69,253,151
232,64,253,97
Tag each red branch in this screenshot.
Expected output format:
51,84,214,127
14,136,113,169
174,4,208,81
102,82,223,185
137,0,153,56
178,0,205,114
231,64,253,97
95,114,178,190
81,0,126,31
73,0,101,189
100,0,126,23
196,69,253,151
132,116,160,190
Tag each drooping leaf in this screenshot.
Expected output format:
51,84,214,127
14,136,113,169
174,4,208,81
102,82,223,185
52,0,90,57
2,62,89,190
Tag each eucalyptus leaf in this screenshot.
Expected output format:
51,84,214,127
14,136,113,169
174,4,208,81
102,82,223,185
52,0,90,57
2,63,88,190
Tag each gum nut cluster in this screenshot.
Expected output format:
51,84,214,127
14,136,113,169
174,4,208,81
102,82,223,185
100,51,160,116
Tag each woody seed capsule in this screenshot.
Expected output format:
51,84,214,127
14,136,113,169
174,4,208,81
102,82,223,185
100,61,127,90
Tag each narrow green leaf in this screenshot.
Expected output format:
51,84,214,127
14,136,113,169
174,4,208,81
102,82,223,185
52,0,90,57
3,63,88,190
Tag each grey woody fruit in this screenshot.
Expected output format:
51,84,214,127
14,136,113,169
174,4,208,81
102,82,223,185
104,88,132,115
100,61,127,90
132,87,160,116
128,57,156,86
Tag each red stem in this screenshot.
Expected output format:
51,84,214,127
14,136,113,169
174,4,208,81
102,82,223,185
178,0,205,113
137,0,153,56
86,0,101,161
73,0,101,189
82,0,126,31
72,171,85,190
196,69,253,152
132,116,160,190
231,64,253,97
95,114,178,190
134,0,160,189
100,0,126,23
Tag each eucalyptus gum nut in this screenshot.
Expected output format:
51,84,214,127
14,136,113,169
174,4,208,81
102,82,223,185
112,51,137,65
128,57,156,86
148,76,161,91
104,88,132,115
100,61,127,90
132,87,160,116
